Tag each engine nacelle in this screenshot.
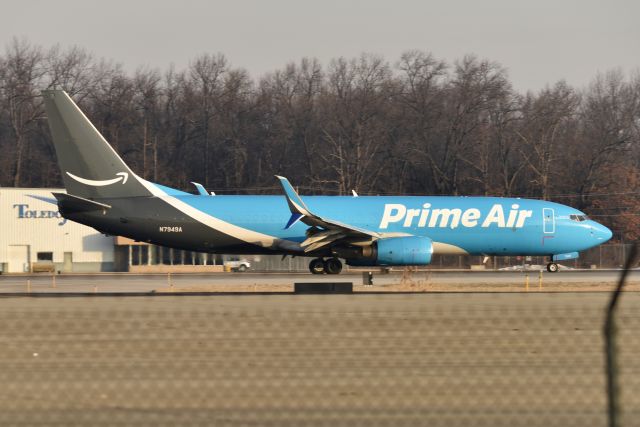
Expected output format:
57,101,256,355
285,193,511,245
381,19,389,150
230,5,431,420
376,236,433,265
345,236,433,266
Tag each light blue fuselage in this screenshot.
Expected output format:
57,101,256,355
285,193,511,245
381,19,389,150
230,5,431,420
170,192,612,257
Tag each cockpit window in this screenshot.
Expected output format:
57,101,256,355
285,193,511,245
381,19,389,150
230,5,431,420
570,214,589,222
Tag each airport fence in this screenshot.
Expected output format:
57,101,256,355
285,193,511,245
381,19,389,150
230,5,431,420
0,250,638,426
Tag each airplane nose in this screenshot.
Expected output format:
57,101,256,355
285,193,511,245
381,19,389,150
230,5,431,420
592,223,613,242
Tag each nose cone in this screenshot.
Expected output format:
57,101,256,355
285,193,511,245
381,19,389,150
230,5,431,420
592,223,613,243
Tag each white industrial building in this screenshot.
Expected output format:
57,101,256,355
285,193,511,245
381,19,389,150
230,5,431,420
0,188,308,274
0,188,114,273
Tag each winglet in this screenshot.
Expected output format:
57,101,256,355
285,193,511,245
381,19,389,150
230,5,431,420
275,176,312,216
275,175,382,239
191,182,208,196
276,175,315,229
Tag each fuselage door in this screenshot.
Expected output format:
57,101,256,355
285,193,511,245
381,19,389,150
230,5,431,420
543,208,555,234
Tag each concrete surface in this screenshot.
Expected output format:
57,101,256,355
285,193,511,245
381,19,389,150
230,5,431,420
0,293,638,426
1,270,639,294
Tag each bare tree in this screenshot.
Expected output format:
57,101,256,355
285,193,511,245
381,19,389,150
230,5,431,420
489,96,527,196
256,58,323,187
215,68,253,189
453,57,512,195
133,67,162,179
395,50,447,193
44,44,94,97
0,38,46,186
319,54,395,194
572,70,640,205
516,81,580,199
185,53,227,187
406,55,509,195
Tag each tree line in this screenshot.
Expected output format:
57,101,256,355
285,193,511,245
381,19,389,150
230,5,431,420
1,38,639,239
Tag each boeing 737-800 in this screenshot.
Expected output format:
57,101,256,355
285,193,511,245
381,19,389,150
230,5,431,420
42,90,612,274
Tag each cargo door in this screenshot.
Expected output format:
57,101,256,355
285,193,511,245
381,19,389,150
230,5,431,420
543,208,555,234
8,245,30,273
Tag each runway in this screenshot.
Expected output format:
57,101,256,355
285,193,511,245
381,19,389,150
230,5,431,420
0,292,639,426
0,270,639,293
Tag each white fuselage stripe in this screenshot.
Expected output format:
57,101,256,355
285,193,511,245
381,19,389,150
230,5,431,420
136,175,467,255
136,176,282,248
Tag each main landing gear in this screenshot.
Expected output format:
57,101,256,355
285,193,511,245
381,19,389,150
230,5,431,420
309,258,343,275
546,262,559,273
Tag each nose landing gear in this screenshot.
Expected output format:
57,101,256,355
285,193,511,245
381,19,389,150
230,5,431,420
309,258,343,275
546,262,559,273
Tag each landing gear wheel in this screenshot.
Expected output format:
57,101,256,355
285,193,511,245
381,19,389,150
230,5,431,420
324,258,343,275
309,258,325,275
546,262,559,273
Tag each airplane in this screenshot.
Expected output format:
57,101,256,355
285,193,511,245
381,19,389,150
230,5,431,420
42,89,612,274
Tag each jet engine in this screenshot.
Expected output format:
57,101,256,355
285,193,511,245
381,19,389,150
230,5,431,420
341,236,433,266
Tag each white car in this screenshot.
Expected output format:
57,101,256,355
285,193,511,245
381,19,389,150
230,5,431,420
224,258,251,272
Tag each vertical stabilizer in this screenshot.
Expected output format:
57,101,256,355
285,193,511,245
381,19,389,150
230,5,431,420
42,90,151,199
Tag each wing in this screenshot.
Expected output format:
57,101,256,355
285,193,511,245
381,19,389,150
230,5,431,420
275,176,382,253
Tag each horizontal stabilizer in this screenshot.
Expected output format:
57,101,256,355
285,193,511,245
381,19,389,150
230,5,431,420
27,194,59,205
53,192,111,215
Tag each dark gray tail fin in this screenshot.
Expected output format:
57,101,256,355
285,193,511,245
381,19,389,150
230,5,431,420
42,90,152,199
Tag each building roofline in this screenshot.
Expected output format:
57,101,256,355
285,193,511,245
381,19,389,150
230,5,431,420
0,188,65,191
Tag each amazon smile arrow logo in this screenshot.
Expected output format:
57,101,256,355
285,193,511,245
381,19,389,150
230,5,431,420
66,171,129,186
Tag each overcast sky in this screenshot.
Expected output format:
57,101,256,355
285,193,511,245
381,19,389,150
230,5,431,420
1,0,638,92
